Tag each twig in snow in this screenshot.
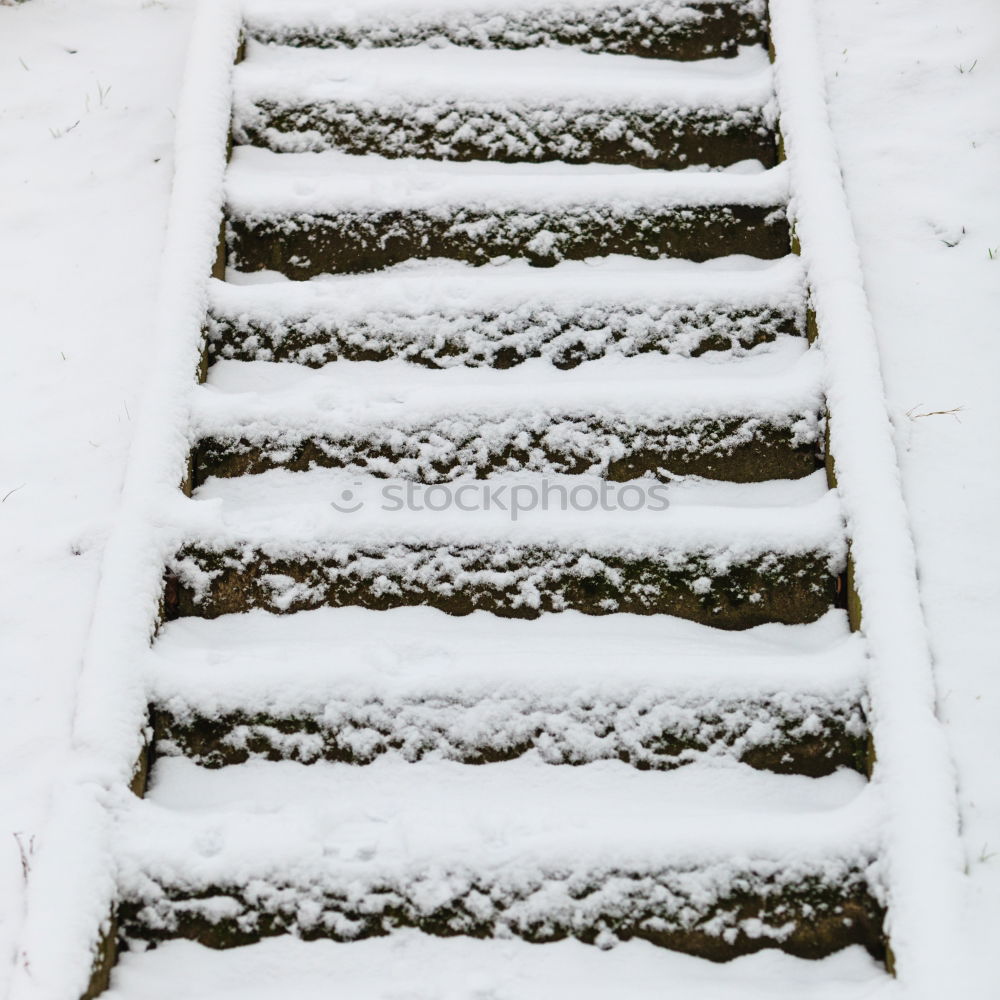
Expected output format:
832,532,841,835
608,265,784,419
86,81,112,112
905,404,964,422
13,832,34,881
1,484,25,503
957,59,978,74
48,120,80,139
988,247,998,260
979,843,997,864
18,56,29,71
941,226,965,248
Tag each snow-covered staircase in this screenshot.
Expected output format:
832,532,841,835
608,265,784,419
76,1,915,996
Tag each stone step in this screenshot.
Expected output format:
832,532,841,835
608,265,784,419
191,341,823,484
207,256,806,369
148,605,867,775
163,484,846,627
242,0,769,61
225,149,790,276
232,42,776,168
115,754,883,960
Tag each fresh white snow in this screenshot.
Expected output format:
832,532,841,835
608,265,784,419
225,145,786,214
0,0,997,997
233,39,773,105
102,934,897,1000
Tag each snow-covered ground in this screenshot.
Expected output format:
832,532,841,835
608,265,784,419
0,0,197,989
0,0,996,995
815,0,1000,987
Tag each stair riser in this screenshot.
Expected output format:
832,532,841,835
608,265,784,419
205,305,803,368
234,103,776,170
226,205,790,278
192,417,822,486
118,864,883,962
246,1,767,61
165,545,840,628
152,699,868,775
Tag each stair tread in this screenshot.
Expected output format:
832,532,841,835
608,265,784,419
104,935,891,1000
215,253,805,316
121,756,874,869
194,336,819,422
148,603,865,772
208,256,805,367
225,146,787,215
241,0,768,62
174,474,844,554
234,39,772,106
149,604,863,708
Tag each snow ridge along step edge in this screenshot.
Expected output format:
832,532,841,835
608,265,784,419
7,4,247,1000
768,0,965,993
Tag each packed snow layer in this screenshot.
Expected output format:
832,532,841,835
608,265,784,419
103,935,896,1000
137,755,871,844
149,604,865,709
215,254,805,317
178,469,845,554
225,147,787,215
242,0,767,59
193,338,821,433
207,256,806,367
234,39,773,106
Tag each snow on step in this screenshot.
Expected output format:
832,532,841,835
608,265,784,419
104,936,895,1000
115,756,883,959
235,40,772,109
208,255,806,368
242,0,768,62
224,150,790,275
232,43,776,169
191,340,823,483
149,605,867,774
225,148,788,215
166,475,845,626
